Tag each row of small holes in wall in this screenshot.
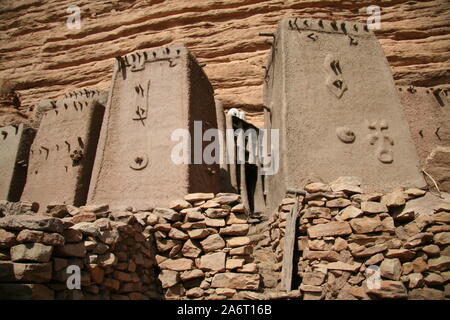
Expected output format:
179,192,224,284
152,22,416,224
289,18,369,34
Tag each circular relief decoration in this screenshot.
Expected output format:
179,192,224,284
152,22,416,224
336,126,355,143
129,153,149,170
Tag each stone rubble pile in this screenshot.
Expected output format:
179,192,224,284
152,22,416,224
151,192,262,300
269,177,450,300
0,203,161,300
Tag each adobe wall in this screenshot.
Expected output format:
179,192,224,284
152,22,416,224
88,44,220,210
264,18,426,216
21,97,105,210
0,124,35,202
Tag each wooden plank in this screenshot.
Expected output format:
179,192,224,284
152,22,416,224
280,198,298,291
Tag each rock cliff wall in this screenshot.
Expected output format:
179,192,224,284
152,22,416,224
0,0,449,127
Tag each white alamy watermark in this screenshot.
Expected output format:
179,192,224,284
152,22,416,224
66,265,81,289
66,5,81,30
367,5,381,30
171,121,279,176
365,265,381,290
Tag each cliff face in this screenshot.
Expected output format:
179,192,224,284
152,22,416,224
0,0,449,127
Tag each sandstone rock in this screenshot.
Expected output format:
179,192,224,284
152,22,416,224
226,213,247,225
433,232,450,245
55,242,86,257
302,207,331,219
305,182,330,193
0,261,52,283
205,218,225,228
338,206,363,220
307,221,352,238
97,252,117,267
154,208,182,221
329,176,362,194
352,243,388,258
361,201,387,214
303,250,339,262
184,193,215,202
70,213,97,224
169,199,192,211
424,273,444,286
200,234,225,252
37,232,63,247
385,249,416,261
205,208,230,219
427,225,450,233
380,258,402,281
88,265,105,284
226,258,245,270
308,239,331,251
381,217,395,233
302,271,326,286
168,228,189,241
403,188,426,199
300,284,323,293
71,222,99,237
215,288,236,297
186,287,204,298
199,252,226,272
422,244,440,256
381,191,406,208
366,280,407,299
410,258,428,274
186,210,205,222
0,228,16,247
10,243,53,263
80,204,109,214
238,263,258,273
317,261,361,272
229,245,253,256
187,229,210,239
180,269,204,281
365,253,384,266
428,256,450,271
408,288,444,300
408,273,424,289
432,212,450,224
211,273,260,290
231,203,245,213
434,202,450,212
404,232,433,248
214,194,240,205
181,239,202,258
219,224,249,236
158,270,179,288
226,237,250,247
200,200,221,209
349,216,383,234
326,198,351,208
63,229,83,243
159,258,194,271
0,215,64,233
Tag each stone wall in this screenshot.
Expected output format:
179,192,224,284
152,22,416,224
0,203,161,300
1,183,449,300
152,192,262,300
268,177,450,300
